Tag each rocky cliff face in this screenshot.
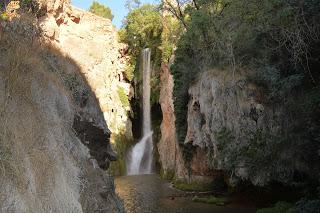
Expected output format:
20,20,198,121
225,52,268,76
158,64,213,182
0,0,128,211
159,68,319,186
39,1,132,138
158,64,179,177
184,70,318,186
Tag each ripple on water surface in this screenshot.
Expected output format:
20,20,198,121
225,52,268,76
115,174,256,213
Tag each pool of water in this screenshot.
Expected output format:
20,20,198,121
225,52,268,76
115,174,257,213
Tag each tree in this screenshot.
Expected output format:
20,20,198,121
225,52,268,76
120,4,163,103
169,0,320,182
89,1,114,20
125,0,141,12
161,0,192,28
120,4,163,61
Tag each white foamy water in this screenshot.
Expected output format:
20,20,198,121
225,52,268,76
127,48,153,175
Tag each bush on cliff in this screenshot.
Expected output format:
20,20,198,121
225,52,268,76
117,86,130,108
89,1,114,20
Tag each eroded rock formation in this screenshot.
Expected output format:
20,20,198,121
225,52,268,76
0,0,127,211
159,68,319,186
158,64,213,182
184,70,319,186
39,1,132,138
158,64,180,177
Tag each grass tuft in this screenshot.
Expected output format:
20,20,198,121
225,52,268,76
173,180,214,192
256,201,294,213
117,86,129,108
192,195,228,206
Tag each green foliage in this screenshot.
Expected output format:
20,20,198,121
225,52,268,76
110,133,133,176
119,3,183,123
117,86,130,108
0,2,4,10
180,142,196,174
171,0,320,176
120,4,162,61
20,0,32,8
173,180,214,192
160,168,175,180
303,88,320,111
89,1,114,20
171,32,198,145
120,4,164,106
124,63,135,82
150,74,160,105
257,201,294,213
117,28,127,43
0,12,8,20
259,66,304,102
192,196,228,206
19,0,40,13
289,199,320,213
160,16,183,63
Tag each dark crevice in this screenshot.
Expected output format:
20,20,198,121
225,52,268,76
73,114,117,170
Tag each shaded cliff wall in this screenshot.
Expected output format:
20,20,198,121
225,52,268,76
159,67,319,186
0,1,126,211
184,70,319,186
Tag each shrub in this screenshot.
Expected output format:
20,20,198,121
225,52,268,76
117,86,129,108
89,1,113,20
173,180,214,192
160,168,175,180
124,63,135,82
192,196,228,206
289,199,320,213
0,12,8,21
257,201,294,213
109,132,133,176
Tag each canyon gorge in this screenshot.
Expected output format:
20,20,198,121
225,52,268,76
0,0,319,212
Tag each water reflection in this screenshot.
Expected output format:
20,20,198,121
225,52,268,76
115,174,256,213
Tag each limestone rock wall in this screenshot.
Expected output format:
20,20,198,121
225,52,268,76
0,0,128,211
39,2,132,138
158,64,179,177
159,68,319,186
158,65,178,173
184,70,319,186
158,64,211,182
0,26,123,212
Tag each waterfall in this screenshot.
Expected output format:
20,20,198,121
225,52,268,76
127,48,153,175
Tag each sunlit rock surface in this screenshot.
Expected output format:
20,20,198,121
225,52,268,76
158,64,211,182
158,64,180,176
39,1,132,138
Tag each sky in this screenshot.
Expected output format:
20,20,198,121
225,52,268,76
71,0,158,29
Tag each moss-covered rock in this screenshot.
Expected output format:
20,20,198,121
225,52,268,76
192,196,228,206
109,132,133,176
160,168,175,180
173,180,214,192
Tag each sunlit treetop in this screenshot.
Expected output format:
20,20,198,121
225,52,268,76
89,1,114,21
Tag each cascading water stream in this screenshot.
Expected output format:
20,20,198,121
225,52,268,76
127,48,153,175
